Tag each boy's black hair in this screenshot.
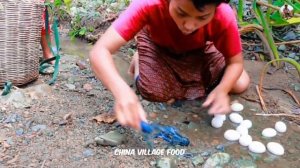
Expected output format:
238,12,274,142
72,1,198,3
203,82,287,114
191,0,230,10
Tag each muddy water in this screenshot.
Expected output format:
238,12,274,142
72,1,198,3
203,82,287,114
60,35,132,85
150,100,300,168
60,36,300,168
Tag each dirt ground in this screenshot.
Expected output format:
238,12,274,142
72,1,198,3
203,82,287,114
0,36,300,168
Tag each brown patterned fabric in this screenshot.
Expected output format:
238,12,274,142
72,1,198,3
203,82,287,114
136,29,225,102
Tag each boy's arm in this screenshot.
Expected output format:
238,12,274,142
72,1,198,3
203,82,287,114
202,53,243,114
90,26,146,130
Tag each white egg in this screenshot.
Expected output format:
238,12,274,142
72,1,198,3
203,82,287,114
262,128,277,138
236,125,248,136
239,134,252,146
214,114,226,121
229,113,243,124
249,141,266,153
240,119,252,129
224,129,240,141
267,142,285,156
231,102,244,112
211,117,224,128
275,121,287,133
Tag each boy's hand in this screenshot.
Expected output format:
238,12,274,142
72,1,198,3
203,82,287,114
202,87,231,115
114,87,147,130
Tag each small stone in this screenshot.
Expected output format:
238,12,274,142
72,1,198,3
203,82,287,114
156,157,177,168
157,103,167,111
83,83,93,92
59,120,68,126
201,151,211,157
83,149,94,157
191,155,204,166
283,31,296,41
3,114,22,124
288,53,296,59
163,115,168,119
287,148,296,154
278,45,286,51
31,125,47,132
65,84,76,90
294,83,300,92
203,152,231,168
76,60,87,70
95,130,126,146
216,144,225,152
16,128,24,136
150,161,157,166
142,100,150,107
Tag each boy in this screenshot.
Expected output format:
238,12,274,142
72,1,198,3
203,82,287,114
90,0,250,130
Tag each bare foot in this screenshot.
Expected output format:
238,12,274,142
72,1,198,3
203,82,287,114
128,52,139,80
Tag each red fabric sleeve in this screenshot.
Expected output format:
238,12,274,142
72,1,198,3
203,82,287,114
112,0,149,41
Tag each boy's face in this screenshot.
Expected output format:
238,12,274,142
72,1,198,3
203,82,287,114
169,0,216,35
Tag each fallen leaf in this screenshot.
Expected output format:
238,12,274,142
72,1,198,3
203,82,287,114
92,113,116,124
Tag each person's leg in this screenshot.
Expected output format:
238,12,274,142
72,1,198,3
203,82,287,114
41,33,53,60
128,52,139,80
230,69,250,94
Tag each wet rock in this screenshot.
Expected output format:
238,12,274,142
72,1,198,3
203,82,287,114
203,152,231,168
142,100,150,107
283,31,296,41
278,45,286,51
65,84,76,90
288,53,296,59
201,151,211,157
156,157,177,168
95,130,125,146
16,128,24,136
157,103,167,111
216,145,225,152
191,155,204,166
230,159,257,168
83,149,94,157
3,113,22,123
31,125,47,132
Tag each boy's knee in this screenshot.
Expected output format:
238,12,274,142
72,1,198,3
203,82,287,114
232,70,250,94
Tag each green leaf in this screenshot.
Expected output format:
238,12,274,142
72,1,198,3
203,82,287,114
79,27,87,36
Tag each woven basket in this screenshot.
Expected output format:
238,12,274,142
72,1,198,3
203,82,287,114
0,0,44,87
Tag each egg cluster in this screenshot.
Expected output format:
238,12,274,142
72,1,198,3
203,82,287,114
211,102,287,156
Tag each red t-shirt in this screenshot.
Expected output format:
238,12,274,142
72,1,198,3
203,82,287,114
112,0,242,58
